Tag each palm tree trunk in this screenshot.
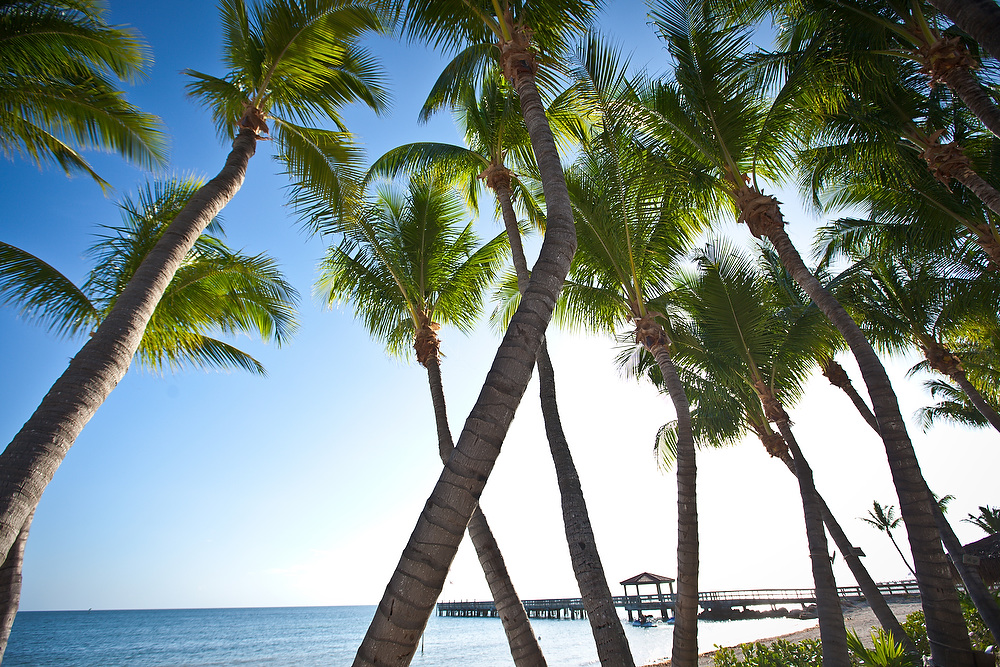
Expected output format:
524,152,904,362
0,510,33,663
647,344,698,667
925,0,1000,62
352,48,577,667
0,130,257,566
939,67,1000,139
496,184,635,666
774,452,919,657
829,358,1000,645
423,357,546,667
773,423,850,667
952,165,1000,218
950,372,1000,433
756,216,974,666
820,359,880,432
536,342,635,667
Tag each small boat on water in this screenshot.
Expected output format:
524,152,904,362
631,614,658,628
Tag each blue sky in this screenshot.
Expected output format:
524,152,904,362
0,0,997,614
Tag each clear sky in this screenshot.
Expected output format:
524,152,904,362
0,0,996,613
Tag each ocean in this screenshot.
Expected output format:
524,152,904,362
5,605,818,666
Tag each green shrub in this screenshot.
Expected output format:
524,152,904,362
847,628,919,667
712,639,824,666
901,590,1000,655
900,609,930,657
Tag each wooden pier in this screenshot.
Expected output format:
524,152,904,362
436,580,920,620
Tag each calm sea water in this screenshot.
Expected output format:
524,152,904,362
5,605,818,666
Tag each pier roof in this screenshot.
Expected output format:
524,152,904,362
620,572,674,585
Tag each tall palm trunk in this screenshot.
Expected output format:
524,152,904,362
769,422,850,666
352,34,577,667
827,362,1000,645
938,67,1000,139
0,511,32,662
738,186,975,666
772,451,919,657
925,0,1000,62
423,356,546,667
495,181,634,666
536,343,635,666
641,339,698,667
917,137,1000,218
820,359,880,432
0,129,257,577
922,342,1000,433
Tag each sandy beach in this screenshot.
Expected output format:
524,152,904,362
643,598,924,666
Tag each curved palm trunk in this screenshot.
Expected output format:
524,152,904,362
352,42,577,667
919,140,1000,218
536,343,634,666
424,357,545,667
645,343,698,667
775,454,919,657
771,423,849,667
0,511,33,663
0,131,257,651
495,184,634,666
739,189,975,666
925,0,1000,62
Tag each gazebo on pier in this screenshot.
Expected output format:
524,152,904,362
620,572,675,621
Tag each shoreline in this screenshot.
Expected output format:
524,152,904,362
642,597,923,666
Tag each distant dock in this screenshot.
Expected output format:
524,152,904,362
436,580,920,621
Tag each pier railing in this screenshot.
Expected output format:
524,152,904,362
436,580,920,618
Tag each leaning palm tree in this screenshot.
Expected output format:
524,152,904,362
351,3,595,664
368,69,631,664
315,176,547,667
639,2,973,661
671,240,850,664
0,177,298,659
0,0,389,577
861,502,917,577
924,0,1000,62
0,0,166,187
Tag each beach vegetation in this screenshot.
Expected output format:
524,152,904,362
712,638,824,666
846,629,918,667
964,506,1000,535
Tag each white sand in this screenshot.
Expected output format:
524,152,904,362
643,598,924,666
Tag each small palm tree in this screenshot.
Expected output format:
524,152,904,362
0,0,166,187
861,501,916,577
963,506,1000,535
0,0,389,578
316,176,548,666
0,177,298,658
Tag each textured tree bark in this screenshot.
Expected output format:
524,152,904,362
926,0,1000,62
648,345,698,667
951,372,1000,433
497,181,636,666
0,510,32,663
764,226,975,667
351,43,577,667
953,166,1000,219
939,66,1000,139
423,357,545,667
536,342,635,667
0,130,257,570
773,424,850,667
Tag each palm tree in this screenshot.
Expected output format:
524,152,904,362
640,2,973,661
368,71,632,665
835,256,1000,433
352,3,594,663
671,240,850,665
861,502,916,577
963,506,1000,535
533,34,707,666
0,177,298,659
315,175,547,666
0,0,389,576
0,0,166,187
